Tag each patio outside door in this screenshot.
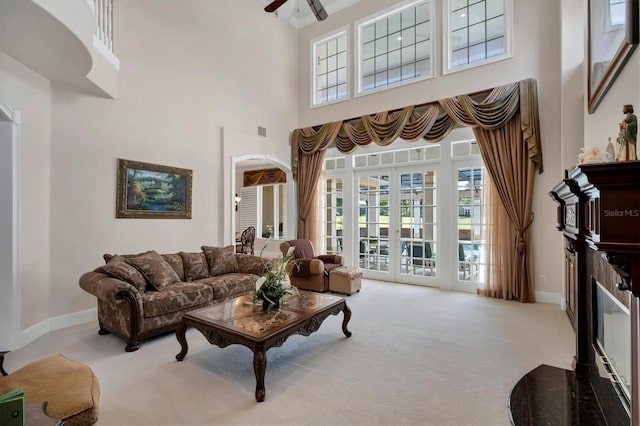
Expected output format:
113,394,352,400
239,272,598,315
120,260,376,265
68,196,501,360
356,166,437,285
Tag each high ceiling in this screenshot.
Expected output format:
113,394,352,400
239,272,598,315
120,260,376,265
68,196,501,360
264,0,360,28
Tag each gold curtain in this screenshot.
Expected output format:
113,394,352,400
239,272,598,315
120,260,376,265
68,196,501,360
290,78,543,302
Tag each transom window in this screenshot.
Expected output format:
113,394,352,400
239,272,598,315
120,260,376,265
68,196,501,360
312,28,348,106
445,0,512,73
357,0,434,95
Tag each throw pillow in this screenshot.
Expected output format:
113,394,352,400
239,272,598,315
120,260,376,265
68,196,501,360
162,253,185,281
180,252,210,281
126,250,181,291
201,245,237,276
96,255,147,292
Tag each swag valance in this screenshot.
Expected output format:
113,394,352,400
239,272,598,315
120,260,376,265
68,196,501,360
290,78,543,303
291,78,542,178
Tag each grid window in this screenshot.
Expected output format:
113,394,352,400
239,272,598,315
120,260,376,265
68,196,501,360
321,175,344,255
446,0,511,72
313,30,348,106
358,1,433,94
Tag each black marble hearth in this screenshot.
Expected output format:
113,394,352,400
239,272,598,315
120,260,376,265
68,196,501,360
508,365,607,425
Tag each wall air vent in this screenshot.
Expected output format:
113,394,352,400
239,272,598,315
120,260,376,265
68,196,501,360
258,126,267,137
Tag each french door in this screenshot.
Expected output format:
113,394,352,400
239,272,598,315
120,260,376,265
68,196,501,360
356,166,438,285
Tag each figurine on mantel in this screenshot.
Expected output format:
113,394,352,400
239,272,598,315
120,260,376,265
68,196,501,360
578,146,604,164
615,104,637,161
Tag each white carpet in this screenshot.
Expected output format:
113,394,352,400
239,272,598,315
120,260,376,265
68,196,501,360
5,280,574,425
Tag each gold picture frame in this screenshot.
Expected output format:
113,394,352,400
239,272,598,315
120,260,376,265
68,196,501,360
116,159,192,219
587,0,639,113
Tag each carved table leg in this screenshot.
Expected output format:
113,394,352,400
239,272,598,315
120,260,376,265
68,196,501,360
253,345,267,402
341,304,352,338
0,351,8,376
175,322,189,361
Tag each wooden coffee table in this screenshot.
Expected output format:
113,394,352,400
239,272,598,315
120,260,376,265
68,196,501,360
175,290,352,402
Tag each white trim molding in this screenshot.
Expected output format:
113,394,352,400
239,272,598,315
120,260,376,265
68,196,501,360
535,291,563,307
20,308,98,348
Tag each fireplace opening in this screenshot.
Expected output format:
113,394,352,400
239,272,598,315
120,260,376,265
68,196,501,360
593,278,631,408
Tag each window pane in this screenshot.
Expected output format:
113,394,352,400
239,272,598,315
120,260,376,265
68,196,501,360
337,67,347,84
363,75,375,90
416,22,430,42
389,32,402,51
375,54,387,71
376,19,388,37
451,28,468,50
363,41,375,60
317,89,327,103
327,86,337,101
468,1,486,26
375,37,387,55
363,25,375,43
416,41,430,60
388,14,401,33
401,27,416,47
468,43,486,63
328,39,337,56
416,59,430,76
327,55,337,71
486,15,504,39
401,63,415,79
337,83,347,99
486,0,503,18
338,51,347,68
317,43,327,59
375,71,388,86
389,66,402,83
402,9,415,28
452,0,467,11
486,36,504,57
416,3,430,22
389,49,401,68
328,70,338,86
451,7,468,31
363,58,375,75
317,58,327,74
452,48,468,67
402,45,415,62
468,22,486,44
317,74,327,90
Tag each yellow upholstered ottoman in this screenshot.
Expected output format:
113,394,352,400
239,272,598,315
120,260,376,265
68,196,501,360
329,267,362,295
0,354,100,425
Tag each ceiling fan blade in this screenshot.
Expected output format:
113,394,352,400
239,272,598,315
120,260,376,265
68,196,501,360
306,0,328,21
264,0,289,13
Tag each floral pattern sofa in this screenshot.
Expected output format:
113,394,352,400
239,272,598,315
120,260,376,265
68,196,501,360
79,245,265,352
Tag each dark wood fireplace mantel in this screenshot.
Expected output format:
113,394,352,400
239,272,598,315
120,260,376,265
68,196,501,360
542,161,640,425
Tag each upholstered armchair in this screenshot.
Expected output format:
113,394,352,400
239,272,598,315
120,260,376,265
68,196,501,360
280,239,343,292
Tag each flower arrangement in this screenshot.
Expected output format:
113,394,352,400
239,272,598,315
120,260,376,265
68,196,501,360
253,245,297,312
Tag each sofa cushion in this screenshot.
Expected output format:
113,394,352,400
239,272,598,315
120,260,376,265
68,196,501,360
195,273,257,301
141,282,213,318
161,253,185,281
180,252,210,281
95,255,147,292
126,250,181,291
201,245,237,276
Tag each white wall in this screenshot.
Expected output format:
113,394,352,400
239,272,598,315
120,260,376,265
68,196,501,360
0,51,52,329
296,0,565,298
44,1,299,318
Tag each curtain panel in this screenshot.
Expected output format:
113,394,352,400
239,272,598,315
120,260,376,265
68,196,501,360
290,78,543,302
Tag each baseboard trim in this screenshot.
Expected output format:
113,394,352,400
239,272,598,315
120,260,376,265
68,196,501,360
20,308,97,348
535,291,562,306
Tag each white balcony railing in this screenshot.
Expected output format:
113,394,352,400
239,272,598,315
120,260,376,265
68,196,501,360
94,0,113,51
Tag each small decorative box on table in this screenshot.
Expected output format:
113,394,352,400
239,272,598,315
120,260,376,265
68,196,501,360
329,267,362,295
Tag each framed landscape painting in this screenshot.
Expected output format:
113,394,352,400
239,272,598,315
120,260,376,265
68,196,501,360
116,159,192,219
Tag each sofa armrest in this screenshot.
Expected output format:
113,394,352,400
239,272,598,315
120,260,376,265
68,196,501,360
79,271,143,307
291,258,323,278
235,254,267,276
316,254,343,265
